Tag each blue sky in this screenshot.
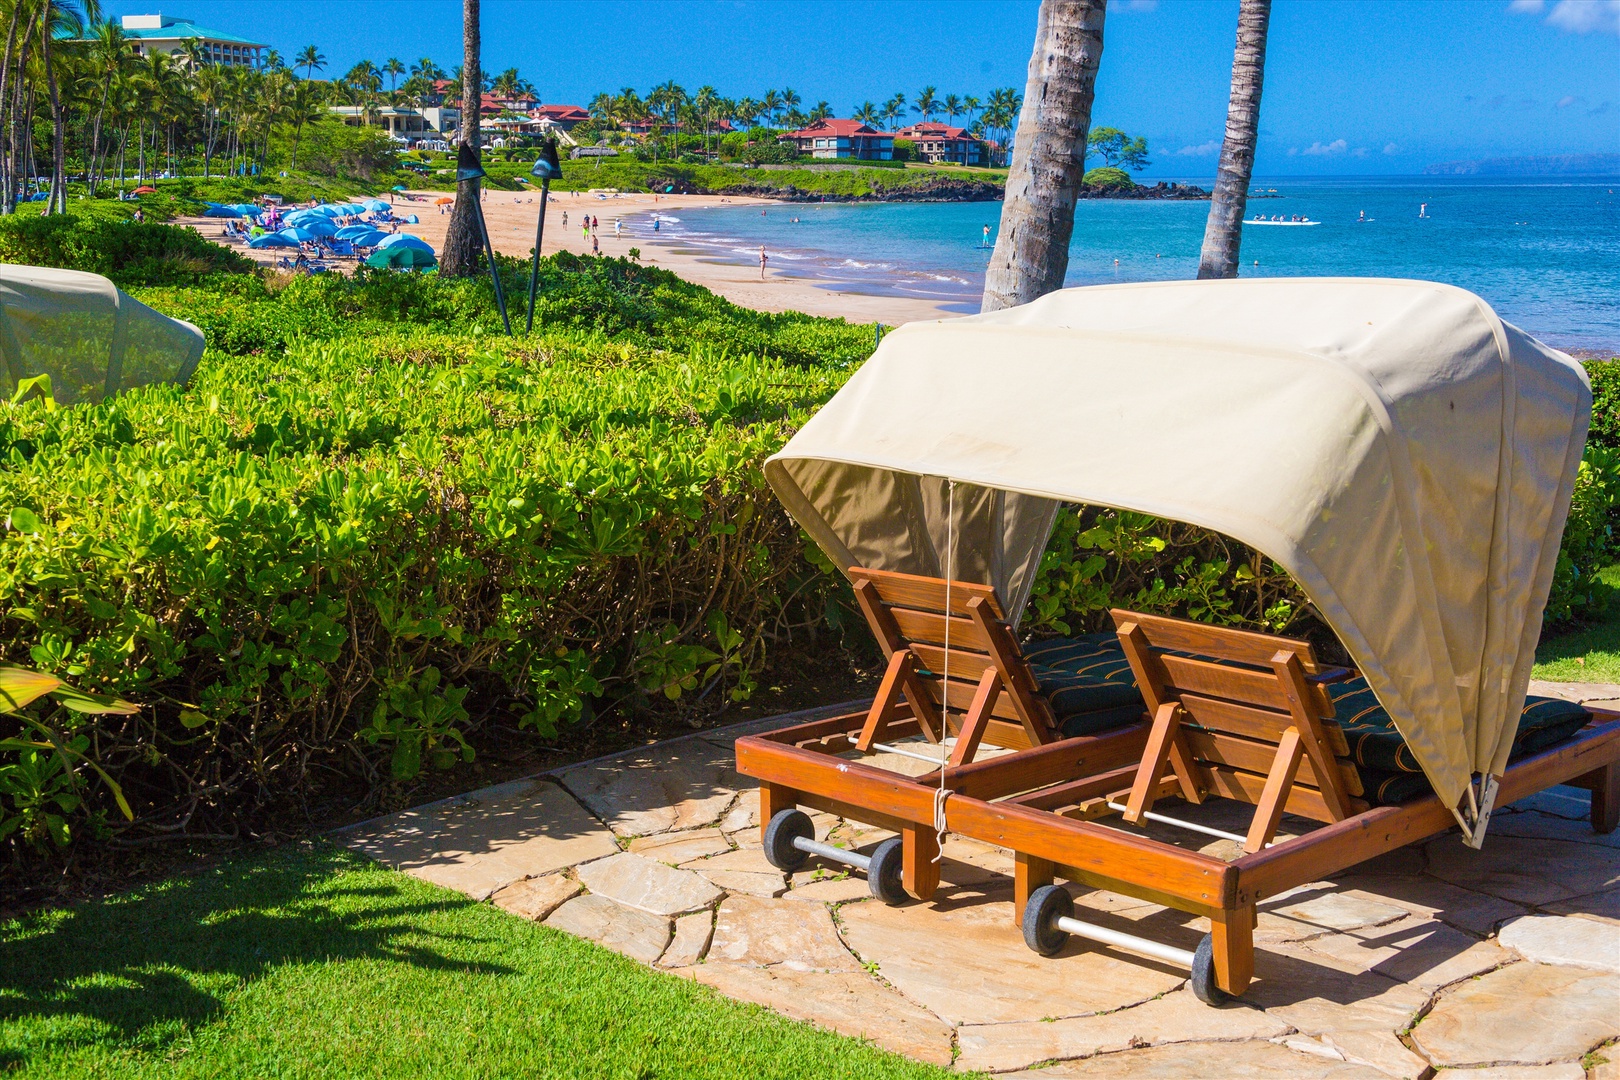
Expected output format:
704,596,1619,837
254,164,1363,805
106,0,1619,175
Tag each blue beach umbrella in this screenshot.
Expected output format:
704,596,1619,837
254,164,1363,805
278,227,316,243
349,229,392,247
229,204,261,215
247,233,299,249
335,224,379,239
203,205,241,218
402,215,419,224
377,233,434,253
300,219,339,238
363,200,390,212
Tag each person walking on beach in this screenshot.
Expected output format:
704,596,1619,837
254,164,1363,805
562,211,568,228
614,218,622,238
759,245,768,280
592,232,599,256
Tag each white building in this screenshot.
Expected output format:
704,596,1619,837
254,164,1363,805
115,15,266,67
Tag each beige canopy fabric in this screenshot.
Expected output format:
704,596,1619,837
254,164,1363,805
765,278,1591,815
0,265,205,404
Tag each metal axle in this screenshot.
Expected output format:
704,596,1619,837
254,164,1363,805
1054,914,1196,967
1104,800,1257,847
792,835,871,871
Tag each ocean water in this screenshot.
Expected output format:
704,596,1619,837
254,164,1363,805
627,177,1620,352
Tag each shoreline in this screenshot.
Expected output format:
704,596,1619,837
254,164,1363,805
180,188,961,327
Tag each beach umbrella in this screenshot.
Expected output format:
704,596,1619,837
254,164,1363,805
247,233,299,249
365,246,437,270
391,185,408,192
377,233,434,253
403,215,419,224
363,200,390,212
132,185,156,194
300,220,339,238
335,224,379,239
229,204,261,215
203,205,241,218
434,197,453,205
278,227,316,243
352,230,393,248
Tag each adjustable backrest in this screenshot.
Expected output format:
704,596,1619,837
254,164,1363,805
1109,608,1367,851
849,566,1056,765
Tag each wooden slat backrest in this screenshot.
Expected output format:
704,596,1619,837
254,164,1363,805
1110,608,1359,844
849,565,1054,755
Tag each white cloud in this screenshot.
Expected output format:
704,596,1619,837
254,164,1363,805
1557,95,1580,107
1510,0,1620,33
1117,0,1160,10
1175,140,1219,157
1351,147,1370,158
1383,143,1401,155
1300,139,1350,156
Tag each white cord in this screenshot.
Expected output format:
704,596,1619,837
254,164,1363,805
933,479,956,863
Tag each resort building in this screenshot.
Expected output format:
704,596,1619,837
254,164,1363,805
778,119,894,161
892,122,985,166
328,105,435,138
80,14,265,67
534,104,591,131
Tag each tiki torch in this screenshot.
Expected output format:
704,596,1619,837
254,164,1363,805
526,138,563,334
457,142,511,336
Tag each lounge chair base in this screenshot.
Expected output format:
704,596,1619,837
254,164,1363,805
737,707,1620,1003
762,807,909,905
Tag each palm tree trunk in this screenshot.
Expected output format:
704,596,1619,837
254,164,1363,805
981,0,1106,312
0,0,21,214
441,0,483,277
1196,0,1271,280
38,2,65,214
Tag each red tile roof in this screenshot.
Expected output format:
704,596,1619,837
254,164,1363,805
893,122,975,140
783,118,890,139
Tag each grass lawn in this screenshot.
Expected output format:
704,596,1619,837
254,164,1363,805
1533,565,1620,683
0,844,962,1079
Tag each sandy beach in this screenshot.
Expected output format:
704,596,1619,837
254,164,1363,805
180,188,960,327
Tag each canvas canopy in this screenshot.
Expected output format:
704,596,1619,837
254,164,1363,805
0,265,205,405
765,278,1591,824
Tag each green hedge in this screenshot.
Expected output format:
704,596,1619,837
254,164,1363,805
0,211,255,286
0,263,869,852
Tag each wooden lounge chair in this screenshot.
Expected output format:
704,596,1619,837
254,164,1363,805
736,606,1620,1005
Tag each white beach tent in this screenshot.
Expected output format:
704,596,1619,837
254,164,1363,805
764,277,1591,840
0,265,205,404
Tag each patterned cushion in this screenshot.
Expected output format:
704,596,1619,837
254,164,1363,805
1326,678,1591,806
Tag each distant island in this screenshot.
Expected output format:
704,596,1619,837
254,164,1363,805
1423,153,1620,177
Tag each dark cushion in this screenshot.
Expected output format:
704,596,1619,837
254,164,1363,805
1326,678,1591,806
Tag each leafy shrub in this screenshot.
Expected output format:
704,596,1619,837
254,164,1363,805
269,117,400,180
1584,358,1620,450
1083,166,1135,191
0,212,255,286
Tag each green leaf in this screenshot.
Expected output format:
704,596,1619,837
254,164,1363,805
52,685,140,715
179,709,209,729
7,508,41,534
0,666,61,712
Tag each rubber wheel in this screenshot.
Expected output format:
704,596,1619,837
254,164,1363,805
762,808,813,871
866,837,909,905
1190,933,1233,1005
1021,884,1074,956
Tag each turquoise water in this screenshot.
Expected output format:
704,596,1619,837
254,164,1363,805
630,177,1620,352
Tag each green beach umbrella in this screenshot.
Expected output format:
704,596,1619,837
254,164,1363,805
365,246,437,270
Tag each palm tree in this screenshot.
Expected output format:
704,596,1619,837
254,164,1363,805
759,88,780,127
943,94,962,126
963,94,981,129
982,0,1107,313
881,93,905,131
912,85,939,123
808,100,831,123
296,45,325,80
779,86,800,125
441,0,484,277
853,101,879,128
383,56,406,94
85,18,132,197
1197,0,1271,280
262,48,284,71
285,80,323,170
733,96,760,128
694,84,719,155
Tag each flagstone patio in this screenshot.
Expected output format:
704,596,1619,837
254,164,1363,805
336,692,1620,1078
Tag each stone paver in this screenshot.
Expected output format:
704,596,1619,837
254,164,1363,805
627,827,731,864
1423,833,1620,906
1498,913,1620,972
836,891,1184,1024
334,704,1620,1080
1409,961,1620,1066
1290,915,1508,989
954,989,1290,1073
336,779,619,899
543,894,671,965
490,873,581,922
657,911,713,969
555,737,743,836
679,846,788,898
687,962,954,1066
708,894,859,972
996,1038,1389,1078
1436,1065,1586,1080
573,852,723,916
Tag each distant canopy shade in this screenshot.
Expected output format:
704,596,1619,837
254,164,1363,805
365,245,437,269
202,205,242,218
0,265,205,404
377,233,434,254
764,278,1591,812
247,233,299,249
